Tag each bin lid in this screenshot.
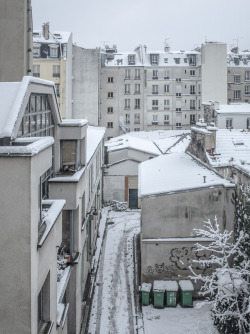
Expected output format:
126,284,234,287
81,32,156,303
179,280,194,291
153,280,166,292
165,280,178,291
141,283,152,292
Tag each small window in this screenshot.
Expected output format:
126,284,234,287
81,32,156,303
190,85,195,95
176,108,181,112
107,92,113,98
152,70,158,79
134,113,140,124
125,84,130,94
33,45,40,57
164,84,170,93
33,65,40,77
176,93,181,97
152,115,158,123
108,77,114,83
55,84,60,97
245,86,250,96
176,122,182,127
164,114,169,124
164,100,170,110
61,140,80,171
190,70,195,76
125,114,130,124
174,58,180,64
234,75,241,84
164,70,169,79
134,99,140,109
152,100,158,110
150,54,159,65
53,65,60,78
226,118,233,129
107,107,113,113
107,122,113,128
135,84,140,94
190,100,195,110
152,85,158,95
125,69,130,79
128,54,135,65
234,90,241,100
125,99,130,109
49,45,58,58
190,114,195,124
247,118,250,129
176,78,181,82
135,69,140,79
245,71,250,81
164,58,168,63
134,128,140,132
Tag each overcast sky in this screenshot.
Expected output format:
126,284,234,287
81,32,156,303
32,0,250,52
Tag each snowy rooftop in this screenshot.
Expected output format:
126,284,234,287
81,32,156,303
87,126,105,163
33,30,71,44
227,51,250,67
61,119,88,127
206,129,250,170
106,130,190,155
139,152,234,197
0,76,55,139
216,104,250,114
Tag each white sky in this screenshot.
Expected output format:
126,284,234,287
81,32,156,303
32,0,250,52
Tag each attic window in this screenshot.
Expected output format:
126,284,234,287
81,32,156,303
53,33,62,39
150,54,159,65
174,58,180,64
233,140,244,146
128,54,135,65
49,44,59,58
33,44,41,57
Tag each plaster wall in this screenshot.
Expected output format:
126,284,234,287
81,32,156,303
201,43,227,104
141,186,234,239
72,47,100,125
103,175,125,202
217,113,250,129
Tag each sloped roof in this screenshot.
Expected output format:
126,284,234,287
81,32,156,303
216,104,250,114
87,126,106,163
139,152,234,197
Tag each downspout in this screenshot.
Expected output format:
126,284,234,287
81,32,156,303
27,0,33,75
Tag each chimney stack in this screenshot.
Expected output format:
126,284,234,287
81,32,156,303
42,22,50,40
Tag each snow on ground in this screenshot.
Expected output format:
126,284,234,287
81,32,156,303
88,209,218,334
88,210,140,334
143,302,219,334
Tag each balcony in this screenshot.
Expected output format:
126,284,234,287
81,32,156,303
33,73,40,77
152,121,158,125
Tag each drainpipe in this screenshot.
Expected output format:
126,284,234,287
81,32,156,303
27,0,33,76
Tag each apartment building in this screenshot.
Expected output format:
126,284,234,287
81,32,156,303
227,49,250,104
33,23,73,119
0,76,105,334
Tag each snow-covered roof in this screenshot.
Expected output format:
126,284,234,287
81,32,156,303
0,137,54,156
87,126,105,163
227,51,250,67
106,130,190,155
206,129,250,169
216,103,250,114
139,152,234,197
0,76,56,139
61,119,88,127
33,30,71,44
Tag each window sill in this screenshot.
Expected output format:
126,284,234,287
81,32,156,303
57,303,69,328
39,321,54,334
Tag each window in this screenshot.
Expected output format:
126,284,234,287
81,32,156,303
128,54,135,65
245,71,250,81
152,85,158,95
135,99,140,109
49,45,58,58
234,90,241,99
190,114,195,124
108,77,114,83
184,58,188,63
41,168,53,200
234,75,241,84
125,99,130,109
190,85,195,95
62,210,74,254
190,70,195,76
164,100,170,110
150,54,159,65
152,100,158,110
176,108,181,112
247,118,250,129
164,58,168,63
53,65,60,77
61,140,81,171
55,84,60,97
108,92,113,98
125,114,130,124
190,100,195,110
33,44,40,57
176,122,182,127
245,86,250,95
134,113,140,124
125,84,130,94
174,58,180,64
152,70,158,79
17,94,54,138
176,93,181,97
135,69,140,79
107,122,113,128
164,84,170,93
152,115,158,124
189,54,196,66
135,84,140,94
38,274,50,330
164,70,169,79
226,118,233,128
134,128,140,132
164,114,169,124
125,69,130,79
33,65,40,77
176,78,181,82
107,107,113,113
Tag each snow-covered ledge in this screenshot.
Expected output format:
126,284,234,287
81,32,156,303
38,199,66,247
0,137,54,156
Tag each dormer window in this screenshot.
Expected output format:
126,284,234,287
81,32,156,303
189,54,196,66
174,58,180,64
49,44,59,58
150,54,159,65
128,54,135,65
33,44,41,57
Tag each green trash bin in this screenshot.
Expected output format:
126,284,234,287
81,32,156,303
141,283,152,306
153,281,165,308
179,280,194,307
165,281,178,307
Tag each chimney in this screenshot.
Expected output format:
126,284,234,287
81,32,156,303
42,22,50,40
